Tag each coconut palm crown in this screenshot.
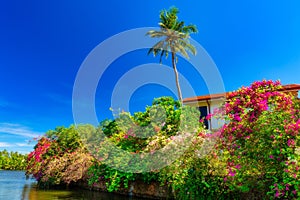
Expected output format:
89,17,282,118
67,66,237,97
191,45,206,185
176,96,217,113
146,6,198,103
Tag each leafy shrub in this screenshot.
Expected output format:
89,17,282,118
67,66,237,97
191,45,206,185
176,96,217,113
214,80,300,199
87,162,136,192
25,82,300,199
86,97,203,192
26,125,95,186
0,150,27,170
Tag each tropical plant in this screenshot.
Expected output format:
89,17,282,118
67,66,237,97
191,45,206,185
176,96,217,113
26,125,95,187
86,96,204,192
25,80,300,199
147,6,197,102
212,80,300,199
0,150,27,170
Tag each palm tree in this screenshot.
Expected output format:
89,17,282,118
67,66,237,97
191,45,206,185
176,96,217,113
146,6,198,103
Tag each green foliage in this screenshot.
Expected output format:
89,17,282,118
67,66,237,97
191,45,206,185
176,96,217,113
97,97,184,154
87,96,204,192
88,162,136,192
157,131,229,199
157,81,300,199
0,150,27,170
214,80,300,199
26,124,94,187
147,6,198,62
24,81,300,199
45,125,84,152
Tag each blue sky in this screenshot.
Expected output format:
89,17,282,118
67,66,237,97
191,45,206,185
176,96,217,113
1,0,300,153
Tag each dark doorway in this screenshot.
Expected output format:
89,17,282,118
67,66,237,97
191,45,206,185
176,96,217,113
199,106,209,129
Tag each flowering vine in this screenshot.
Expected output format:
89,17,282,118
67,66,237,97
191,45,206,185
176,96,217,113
214,80,300,198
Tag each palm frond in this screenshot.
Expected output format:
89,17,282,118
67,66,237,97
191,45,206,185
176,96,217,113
147,47,154,55
169,6,179,15
182,25,198,34
148,40,165,57
175,21,184,31
147,6,197,62
158,22,168,29
185,42,197,55
178,39,197,55
153,40,165,50
146,30,167,38
159,50,165,64
174,42,189,59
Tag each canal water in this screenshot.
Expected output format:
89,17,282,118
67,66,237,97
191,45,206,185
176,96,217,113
0,170,143,200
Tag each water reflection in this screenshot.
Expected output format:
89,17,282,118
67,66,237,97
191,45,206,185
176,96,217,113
0,171,144,200
22,183,141,200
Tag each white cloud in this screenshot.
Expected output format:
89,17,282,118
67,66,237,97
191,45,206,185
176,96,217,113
0,123,43,138
15,143,33,147
0,142,11,147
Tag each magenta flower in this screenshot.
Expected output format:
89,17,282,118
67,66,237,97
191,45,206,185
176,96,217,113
235,164,241,170
228,170,236,177
234,114,241,121
287,139,295,147
269,155,274,159
286,186,289,191
206,113,213,120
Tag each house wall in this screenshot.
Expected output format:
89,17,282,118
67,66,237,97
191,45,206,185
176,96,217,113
209,101,225,130
184,84,300,130
184,98,226,130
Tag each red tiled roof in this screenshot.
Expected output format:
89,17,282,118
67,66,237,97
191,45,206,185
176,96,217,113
183,92,227,103
183,84,300,103
279,84,300,92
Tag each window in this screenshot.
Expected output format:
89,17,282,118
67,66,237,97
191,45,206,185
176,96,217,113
198,106,209,129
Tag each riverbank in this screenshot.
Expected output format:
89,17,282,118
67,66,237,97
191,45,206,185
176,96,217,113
74,179,172,199
0,170,147,200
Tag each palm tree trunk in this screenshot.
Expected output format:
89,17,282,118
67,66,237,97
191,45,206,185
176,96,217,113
171,52,183,103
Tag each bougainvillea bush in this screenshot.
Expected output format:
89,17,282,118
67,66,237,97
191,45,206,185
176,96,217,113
213,80,300,199
26,125,94,187
26,81,300,199
158,80,300,199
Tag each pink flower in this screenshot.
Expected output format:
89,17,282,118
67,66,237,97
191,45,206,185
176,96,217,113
235,164,241,170
206,114,213,120
228,170,236,177
287,139,295,147
234,114,241,121
269,155,274,159
286,186,289,191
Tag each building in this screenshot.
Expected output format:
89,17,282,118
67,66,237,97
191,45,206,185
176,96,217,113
183,84,300,130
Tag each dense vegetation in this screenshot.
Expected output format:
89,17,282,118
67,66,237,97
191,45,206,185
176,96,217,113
0,150,27,170
26,80,300,199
